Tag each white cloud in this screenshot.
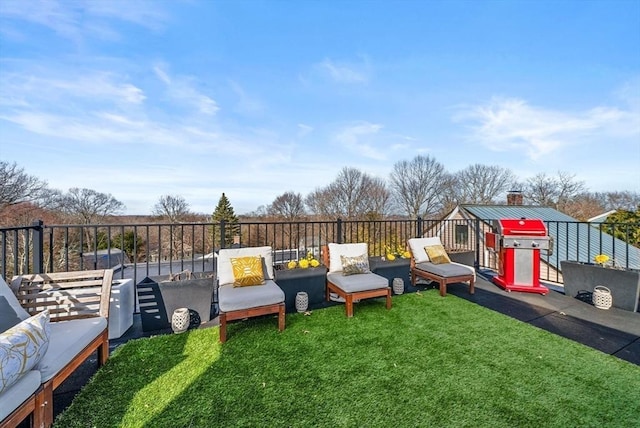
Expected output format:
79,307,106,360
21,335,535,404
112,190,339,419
297,124,313,137
153,64,219,115
314,57,370,84
455,96,640,160
334,122,386,160
229,80,263,114
0,0,167,44
0,71,146,106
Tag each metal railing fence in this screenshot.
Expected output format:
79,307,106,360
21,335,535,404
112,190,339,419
1,218,638,286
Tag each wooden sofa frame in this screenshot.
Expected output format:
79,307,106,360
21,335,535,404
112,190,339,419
6,269,114,428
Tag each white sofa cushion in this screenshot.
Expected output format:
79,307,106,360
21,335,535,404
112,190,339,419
0,311,50,393
0,275,29,321
408,237,443,264
327,243,368,273
327,272,388,293
218,280,284,312
36,317,107,382
218,246,274,285
0,369,40,420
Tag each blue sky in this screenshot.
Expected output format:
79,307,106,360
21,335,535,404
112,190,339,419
1,0,639,215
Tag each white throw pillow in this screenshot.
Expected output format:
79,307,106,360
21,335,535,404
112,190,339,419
408,237,443,264
0,310,50,393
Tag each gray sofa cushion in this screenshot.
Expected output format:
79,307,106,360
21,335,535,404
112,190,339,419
415,262,474,278
327,272,388,293
0,369,40,420
36,317,107,382
218,280,284,312
0,296,23,332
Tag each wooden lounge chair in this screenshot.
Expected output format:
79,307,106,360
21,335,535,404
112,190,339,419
322,243,391,317
408,237,475,297
217,246,285,343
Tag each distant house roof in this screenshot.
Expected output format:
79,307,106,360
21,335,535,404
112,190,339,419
457,204,640,270
587,210,617,224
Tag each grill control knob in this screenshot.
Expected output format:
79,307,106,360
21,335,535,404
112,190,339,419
531,242,539,248
513,240,520,247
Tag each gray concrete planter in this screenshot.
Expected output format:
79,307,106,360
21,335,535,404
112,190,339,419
560,260,640,312
137,272,215,331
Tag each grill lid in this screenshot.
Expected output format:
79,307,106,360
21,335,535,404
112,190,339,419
495,218,547,236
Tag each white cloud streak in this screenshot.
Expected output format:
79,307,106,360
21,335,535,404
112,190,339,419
455,96,640,160
313,57,370,84
153,64,219,115
0,0,167,44
334,122,386,160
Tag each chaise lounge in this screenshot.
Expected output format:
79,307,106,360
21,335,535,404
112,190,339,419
408,237,475,297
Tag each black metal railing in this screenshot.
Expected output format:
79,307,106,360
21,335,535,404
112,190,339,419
2,218,638,286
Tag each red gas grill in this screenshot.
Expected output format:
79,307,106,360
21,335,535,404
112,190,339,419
486,218,550,294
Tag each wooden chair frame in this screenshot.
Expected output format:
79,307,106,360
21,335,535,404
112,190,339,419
10,269,114,428
219,302,285,343
322,245,391,317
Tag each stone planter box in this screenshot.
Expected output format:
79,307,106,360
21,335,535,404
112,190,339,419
137,272,215,331
275,266,327,313
560,260,640,312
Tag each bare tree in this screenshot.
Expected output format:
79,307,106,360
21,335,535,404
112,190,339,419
525,171,585,210
0,161,49,209
361,176,392,219
602,191,640,211
60,188,125,224
388,155,446,219
268,191,306,220
438,173,461,216
306,167,389,219
455,164,517,204
563,192,607,221
152,195,191,223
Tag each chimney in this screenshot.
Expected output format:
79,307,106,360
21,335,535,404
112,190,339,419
507,191,523,206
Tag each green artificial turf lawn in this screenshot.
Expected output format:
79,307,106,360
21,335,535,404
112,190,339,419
54,290,640,428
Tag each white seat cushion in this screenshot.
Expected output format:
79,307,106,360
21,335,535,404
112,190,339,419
218,280,285,312
0,369,40,420
327,272,388,293
36,317,107,382
408,237,444,264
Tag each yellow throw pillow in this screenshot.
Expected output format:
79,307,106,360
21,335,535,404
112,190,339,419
424,244,451,265
230,256,265,287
